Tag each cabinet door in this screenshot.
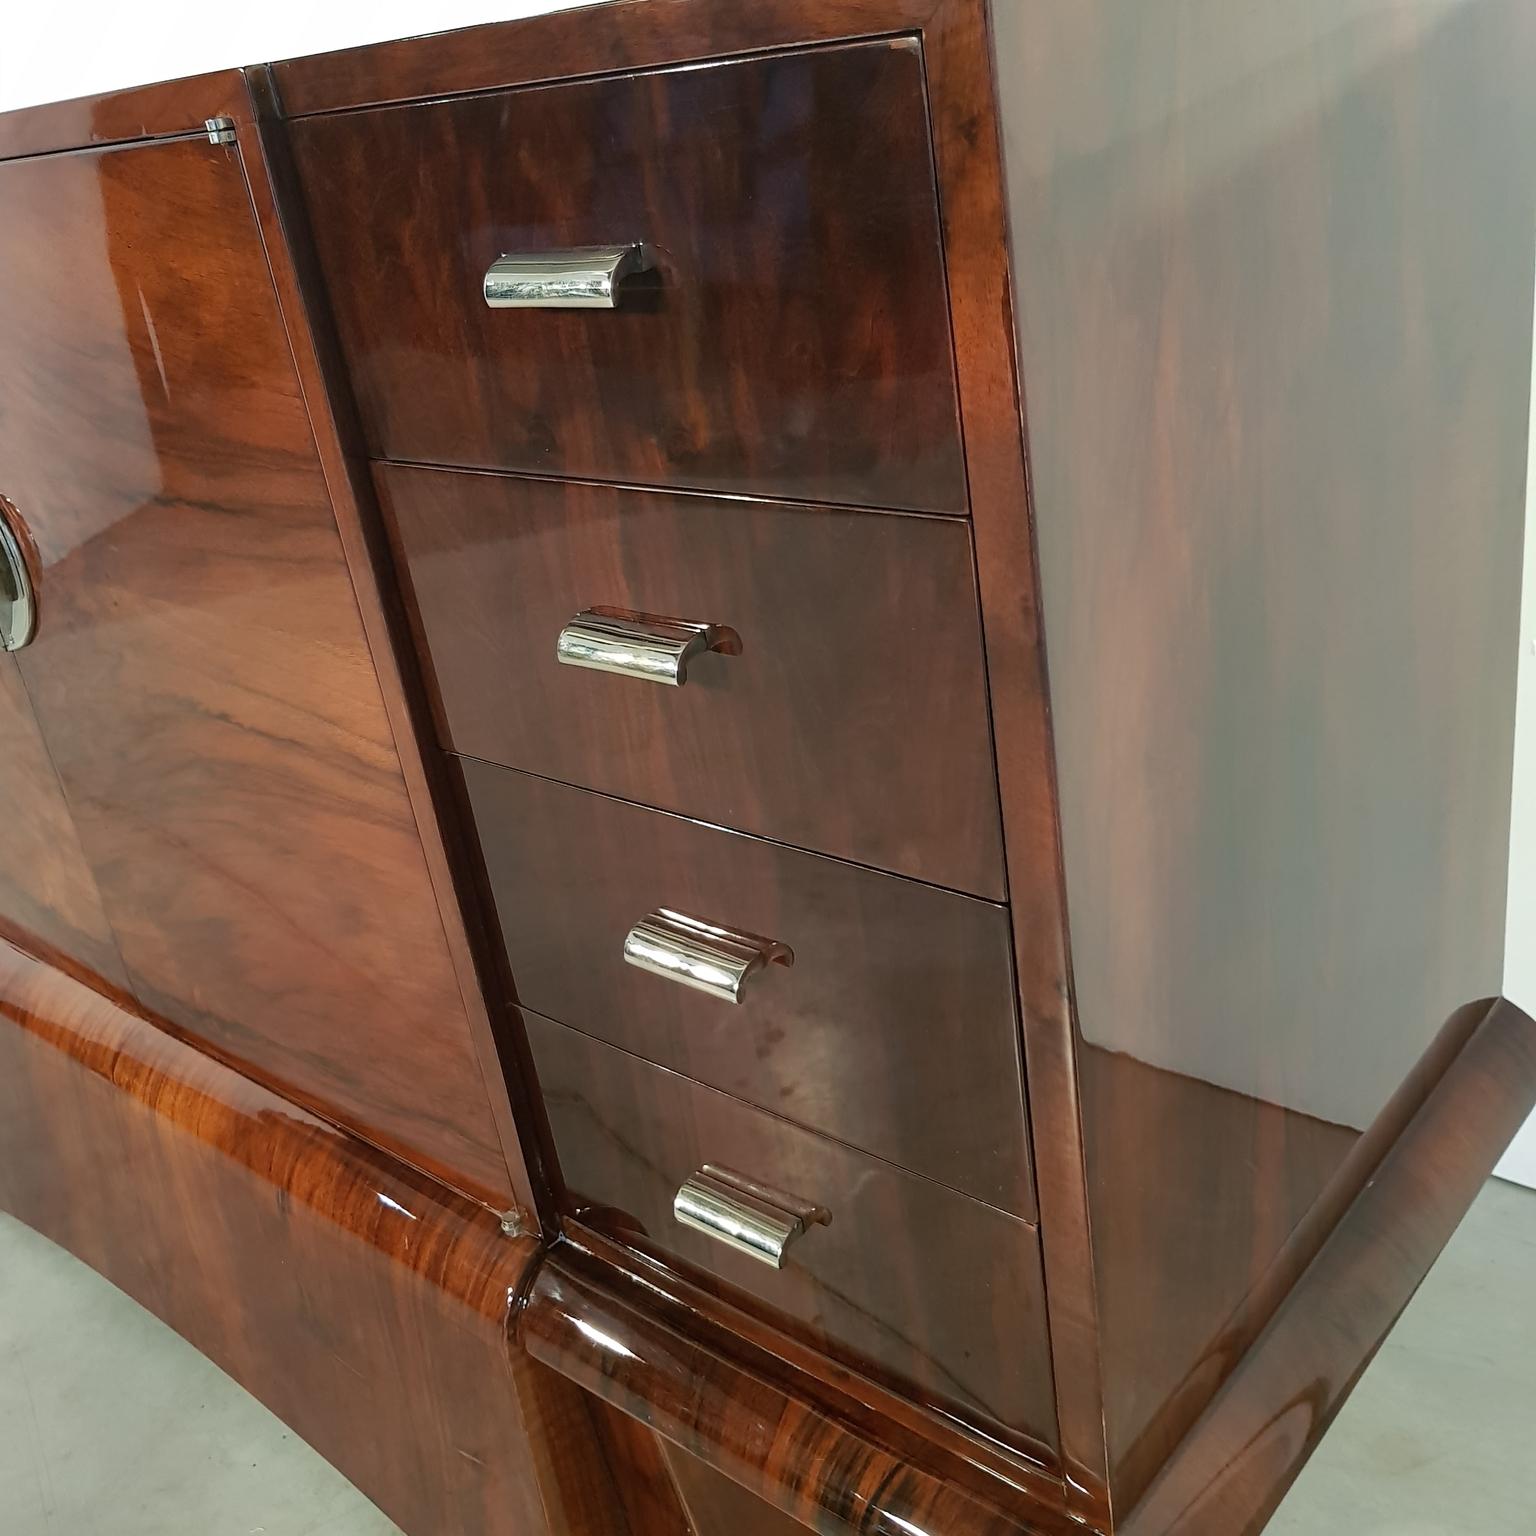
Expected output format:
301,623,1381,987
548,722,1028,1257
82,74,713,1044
0,134,511,1205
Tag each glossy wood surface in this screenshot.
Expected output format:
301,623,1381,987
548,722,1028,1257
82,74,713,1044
1123,997,1536,1536
0,132,512,1204
0,658,129,993
290,39,966,514
522,1247,1086,1536
0,942,549,1536
0,67,245,160
993,0,1536,1509
913,2,1109,1514
240,75,547,1227
274,0,949,116
384,464,1005,898
464,763,1031,1214
524,1009,1056,1450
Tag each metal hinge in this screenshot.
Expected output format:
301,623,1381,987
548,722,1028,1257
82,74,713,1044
204,117,237,146
499,1209,528,1238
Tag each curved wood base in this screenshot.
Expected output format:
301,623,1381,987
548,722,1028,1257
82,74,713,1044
3,938,1529,1536
0,940,545,1536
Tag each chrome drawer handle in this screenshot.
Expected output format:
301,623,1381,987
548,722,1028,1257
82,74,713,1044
557,608,738,687
623,909,792,1005
0,496,38,653
673,1165,828,1269
483,243,652,309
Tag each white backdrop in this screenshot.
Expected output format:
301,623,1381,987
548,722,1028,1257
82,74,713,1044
2,2,1533,1187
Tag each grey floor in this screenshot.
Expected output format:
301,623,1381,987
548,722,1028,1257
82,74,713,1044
1,1182,1532,1535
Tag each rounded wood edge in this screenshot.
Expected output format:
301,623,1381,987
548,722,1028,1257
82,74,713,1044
517,1244,1093,1536
0,938,538,1325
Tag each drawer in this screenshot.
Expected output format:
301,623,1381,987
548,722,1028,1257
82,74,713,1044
291,39,966,514
462,763,1033,1217
525,1010,1058,1450
384,464,1006,898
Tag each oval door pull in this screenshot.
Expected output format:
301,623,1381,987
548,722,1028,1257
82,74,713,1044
0,496,38,652
673,1165,829,1269
622,909,792,1005
557,608,739,687
483,243,653,309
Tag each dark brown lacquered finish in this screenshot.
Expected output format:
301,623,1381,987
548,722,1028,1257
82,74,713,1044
0,132,512,1204
523,1009,1056,1451
1124,997,1536,1536
992,0,1536,1517
289,40,967,514
521,1248,1088,1536
0,659,129,993
0,68,245,160
0,942,548,1536
462,764,1030,1214
384,464,1005,897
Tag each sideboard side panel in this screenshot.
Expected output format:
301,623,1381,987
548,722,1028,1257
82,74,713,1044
992,0,1536,1505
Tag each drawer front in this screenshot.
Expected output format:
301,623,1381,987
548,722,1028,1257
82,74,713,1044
463,763,1032,1217
385,465,1006,898
292,39,966,514
525,1010,1057,1451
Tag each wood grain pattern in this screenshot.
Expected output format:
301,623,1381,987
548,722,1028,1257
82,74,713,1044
521,1246,1087,1536
917,1,1110,1516
0,130,512,1204
239,71,549,1229
0,658,129,993
0,68,245,161
1122,997,1536,1536
290,40,966,514
991,0,1536,1510
523,1009,1056,1451
464,764,1030,1214
0,941,548,1536
383,464,1005,897
273,0,946,117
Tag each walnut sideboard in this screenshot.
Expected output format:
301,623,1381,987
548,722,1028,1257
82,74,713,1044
2,4,1534,1534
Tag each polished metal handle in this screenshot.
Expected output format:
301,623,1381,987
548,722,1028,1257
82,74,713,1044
623,909,792,1004
557,608,738,687
484,243,652,309
0,496,37,653
673,1165,828,1269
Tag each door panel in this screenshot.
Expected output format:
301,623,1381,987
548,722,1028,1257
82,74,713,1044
0,134,511,1204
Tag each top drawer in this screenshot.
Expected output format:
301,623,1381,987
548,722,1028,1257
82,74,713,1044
290,39,966,514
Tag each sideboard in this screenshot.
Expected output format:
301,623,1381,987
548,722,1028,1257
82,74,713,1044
2,4,1534,1534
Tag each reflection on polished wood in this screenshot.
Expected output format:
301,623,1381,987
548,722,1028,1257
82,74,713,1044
0,130,512,1203
291,40,966,512
0,941,547,1536
992,0,1536,1514
523,1009,1057,1452
380,464,1005,895
1124,997,1536,1536
0,2,1532,1534
464,765,1031,1214
0,660,129,994
521,1248,1084,1536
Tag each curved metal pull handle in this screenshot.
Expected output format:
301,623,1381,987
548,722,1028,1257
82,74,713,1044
623,909,792,1005
0,496,38,653
484,243,653,309
557,608,738,687
674,1165,829,1269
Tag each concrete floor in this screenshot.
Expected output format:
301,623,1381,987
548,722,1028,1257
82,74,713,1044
1,1182,1532,1535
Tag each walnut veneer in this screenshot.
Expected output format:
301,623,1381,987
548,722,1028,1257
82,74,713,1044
1,4,1533,1535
